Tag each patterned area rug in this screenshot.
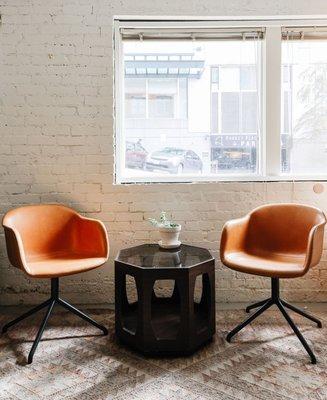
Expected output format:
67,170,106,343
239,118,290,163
0,306,326,399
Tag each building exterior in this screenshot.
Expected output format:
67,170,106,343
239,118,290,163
123,40,327,177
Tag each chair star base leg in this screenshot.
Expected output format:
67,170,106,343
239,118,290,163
276,300,316,364
245,298,270,313
227,299,273,342
280,300,322,328
227,278,320,364
2,278,108,364
27,300,56,364
57,298,108,336
2,299,52,334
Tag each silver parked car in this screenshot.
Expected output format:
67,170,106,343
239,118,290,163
146,147,203,174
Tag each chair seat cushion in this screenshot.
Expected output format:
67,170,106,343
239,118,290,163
223,251,306,278
26,253,107,278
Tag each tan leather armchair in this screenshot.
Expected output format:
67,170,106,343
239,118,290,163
220,203,326,364
2,204,109,364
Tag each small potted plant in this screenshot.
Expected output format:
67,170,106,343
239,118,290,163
148,211,181,249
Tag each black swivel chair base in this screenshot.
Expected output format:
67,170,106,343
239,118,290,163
1,278,108,364
226,278,322,364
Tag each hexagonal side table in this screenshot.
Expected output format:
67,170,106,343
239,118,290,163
115,244,215,355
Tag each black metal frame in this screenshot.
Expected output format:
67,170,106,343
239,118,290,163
1,278,108,364
226,278,322,364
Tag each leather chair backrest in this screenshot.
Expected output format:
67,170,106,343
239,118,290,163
3,204,77,259
245,204,326,256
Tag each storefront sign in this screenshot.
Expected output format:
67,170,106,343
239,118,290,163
211,135,257,148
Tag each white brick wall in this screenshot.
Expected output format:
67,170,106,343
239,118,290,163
1,0,327,305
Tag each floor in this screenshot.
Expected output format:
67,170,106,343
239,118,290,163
0,305,326,400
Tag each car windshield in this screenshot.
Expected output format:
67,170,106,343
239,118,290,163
153,148,185,156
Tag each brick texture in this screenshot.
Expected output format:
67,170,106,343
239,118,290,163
1,1,327,305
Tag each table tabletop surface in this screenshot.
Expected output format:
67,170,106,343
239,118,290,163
115,244,214,269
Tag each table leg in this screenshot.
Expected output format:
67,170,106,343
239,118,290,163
136,277,156,343
177,275,196,347
115,267,129,334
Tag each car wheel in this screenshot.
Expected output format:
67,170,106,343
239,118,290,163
177,164,183,174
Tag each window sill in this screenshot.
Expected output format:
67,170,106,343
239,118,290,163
116,174,327,185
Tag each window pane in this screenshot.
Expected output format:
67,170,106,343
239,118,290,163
125,78,146,118
221,92,240,133
211,92,219,133
219,67,240,91
211,67,219,84
148,79,176,118
281,40,327,175
240,66,256,90
282,65,291,87
242,92,257,133
148,95,174,118
121,39,261,181
282,90,290,133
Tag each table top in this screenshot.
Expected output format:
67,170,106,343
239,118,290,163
115,244,213,269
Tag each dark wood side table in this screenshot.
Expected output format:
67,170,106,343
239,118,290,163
115,244,215,355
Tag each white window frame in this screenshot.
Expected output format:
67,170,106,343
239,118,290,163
113,16,327,184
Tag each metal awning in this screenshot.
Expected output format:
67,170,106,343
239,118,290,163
124,53,205,78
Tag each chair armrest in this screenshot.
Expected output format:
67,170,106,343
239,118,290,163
71,215,109,259
304,221,326,272
2,226,30,273
220,216,249,263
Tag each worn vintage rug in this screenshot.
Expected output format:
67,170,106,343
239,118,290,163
0,306,326,399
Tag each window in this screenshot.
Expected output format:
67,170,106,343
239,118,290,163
125,78,146,118
148,79,176,118
281,34,327,174
125,75,186,119
114,19,327,183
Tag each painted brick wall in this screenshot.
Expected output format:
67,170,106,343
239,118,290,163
1,0,327,305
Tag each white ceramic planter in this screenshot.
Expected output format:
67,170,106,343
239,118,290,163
158,224,181,249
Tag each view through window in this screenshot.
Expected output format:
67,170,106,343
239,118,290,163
281,39,327,174
121,39,262,180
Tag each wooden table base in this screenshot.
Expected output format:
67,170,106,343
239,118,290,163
115,245,215,356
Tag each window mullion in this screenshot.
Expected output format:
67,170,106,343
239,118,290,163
264,26,282,176
114,20,124,183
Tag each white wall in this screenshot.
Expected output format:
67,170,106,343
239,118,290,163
188,69,211,133
1,0,327,305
